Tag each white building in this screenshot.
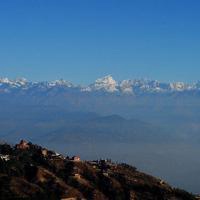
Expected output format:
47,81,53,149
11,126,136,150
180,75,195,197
0,154,10,161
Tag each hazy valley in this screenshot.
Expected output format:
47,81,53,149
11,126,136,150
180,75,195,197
0,76,200,193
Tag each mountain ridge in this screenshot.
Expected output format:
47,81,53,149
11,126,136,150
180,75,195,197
1,75,200,94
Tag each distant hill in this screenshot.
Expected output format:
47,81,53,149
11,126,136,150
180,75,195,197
0,105,170,146
0,140,196,200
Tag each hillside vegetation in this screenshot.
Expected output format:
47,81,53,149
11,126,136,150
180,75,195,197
0,140,196,200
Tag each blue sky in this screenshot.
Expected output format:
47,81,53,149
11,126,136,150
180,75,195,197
0,0,200,84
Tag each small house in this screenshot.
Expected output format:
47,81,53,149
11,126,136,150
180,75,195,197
41,149,48,157
71,156,81,162
16,140,30,150
0,154,10,161
74,173,81,179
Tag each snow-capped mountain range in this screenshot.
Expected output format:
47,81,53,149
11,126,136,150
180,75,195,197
0,75,199,94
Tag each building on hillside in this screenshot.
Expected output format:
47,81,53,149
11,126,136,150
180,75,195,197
16,140,30,150
88,160,99,169
51,152,65,159
71,156,81,162
0,154,10,161
74,173,81,179
41,148,48,157
71,166,81,179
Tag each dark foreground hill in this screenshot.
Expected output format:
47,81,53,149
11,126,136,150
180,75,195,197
0,140,196,200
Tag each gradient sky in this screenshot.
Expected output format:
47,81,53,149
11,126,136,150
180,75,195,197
0,0,200,84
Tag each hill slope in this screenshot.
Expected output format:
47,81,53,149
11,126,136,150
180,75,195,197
0,140,195,200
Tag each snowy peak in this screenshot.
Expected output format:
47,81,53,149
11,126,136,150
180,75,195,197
49,79,74,87
91,75,118,92
0,77,10,84
170,82,187,91
0,77,74,89
0,77,28,88
119,80,134,94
